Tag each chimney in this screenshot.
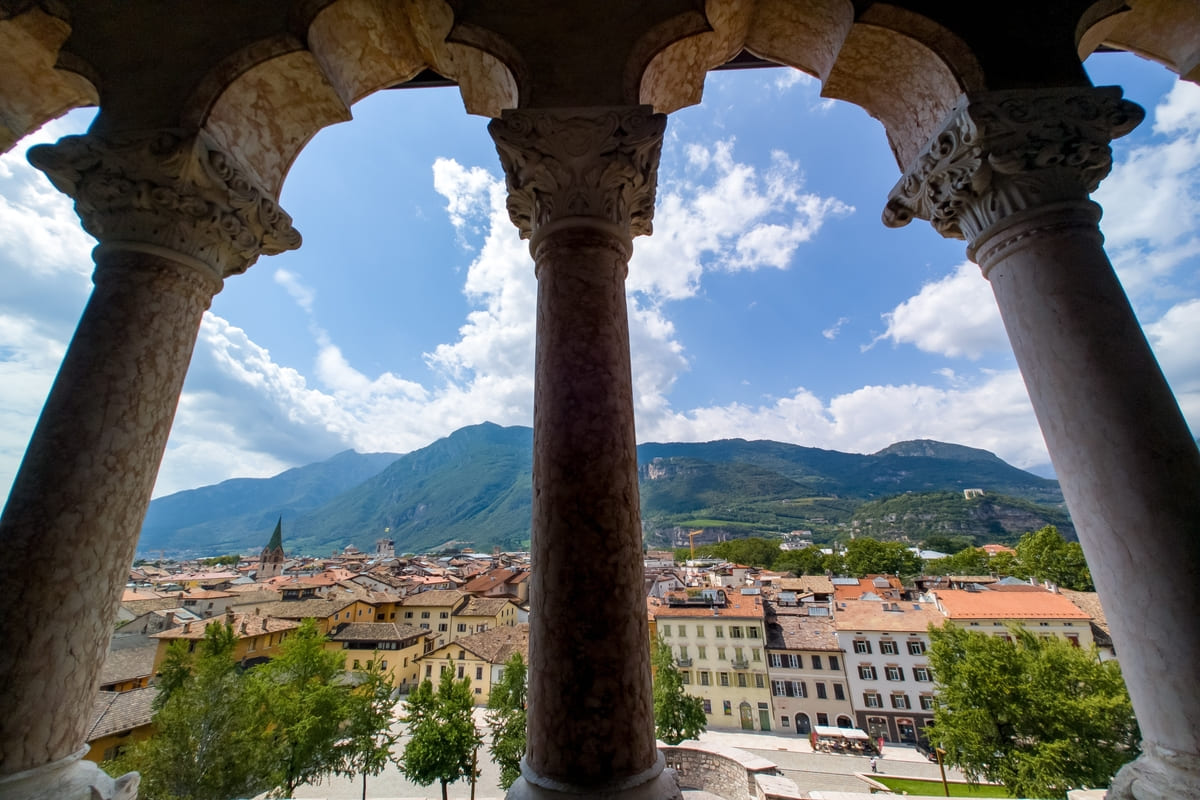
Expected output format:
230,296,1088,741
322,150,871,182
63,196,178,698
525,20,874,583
225,607,235,625
183,621,191,633
163,611,175,630
262,618,268,632
240,620,247,634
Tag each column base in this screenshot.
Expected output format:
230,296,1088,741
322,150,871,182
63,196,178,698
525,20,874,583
0,748,139,800
507,753,681,800
1108,743,1200,800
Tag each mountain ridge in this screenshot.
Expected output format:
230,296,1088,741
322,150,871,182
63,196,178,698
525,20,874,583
138,424,1070,557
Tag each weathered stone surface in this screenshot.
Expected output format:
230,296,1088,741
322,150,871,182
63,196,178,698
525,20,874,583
0,249,220,774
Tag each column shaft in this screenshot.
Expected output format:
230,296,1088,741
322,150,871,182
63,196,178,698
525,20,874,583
0,250,219,773
527,225,656,784
976,207,1200,796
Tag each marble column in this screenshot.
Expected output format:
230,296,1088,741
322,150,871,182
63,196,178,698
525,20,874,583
0,130,299,800
489,107,679,800
885,86,1200,798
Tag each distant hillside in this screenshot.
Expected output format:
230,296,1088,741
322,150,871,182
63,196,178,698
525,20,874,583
139,427,1071,557
849,490,1075,542
138,449,400,556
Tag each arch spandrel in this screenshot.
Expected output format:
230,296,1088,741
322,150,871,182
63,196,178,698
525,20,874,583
742,0,854,83
0,6,97,155
637,0,750,115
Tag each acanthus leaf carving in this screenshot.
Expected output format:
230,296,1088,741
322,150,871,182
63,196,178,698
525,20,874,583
487,106,667,241
883,87,1144,244
27,129,302,279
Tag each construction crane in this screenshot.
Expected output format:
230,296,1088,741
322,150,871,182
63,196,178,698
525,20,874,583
688,529,704,561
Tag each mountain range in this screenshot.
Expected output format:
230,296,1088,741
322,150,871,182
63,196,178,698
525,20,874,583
138,422,1072,558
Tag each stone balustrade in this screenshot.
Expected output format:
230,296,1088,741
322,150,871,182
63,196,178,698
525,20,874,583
659,743,804,800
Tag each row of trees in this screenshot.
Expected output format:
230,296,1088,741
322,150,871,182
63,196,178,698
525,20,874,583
108,620,396,800
677,525,1093,590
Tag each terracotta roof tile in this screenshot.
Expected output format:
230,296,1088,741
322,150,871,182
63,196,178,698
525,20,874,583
933,589,1091,620
87,688,157,741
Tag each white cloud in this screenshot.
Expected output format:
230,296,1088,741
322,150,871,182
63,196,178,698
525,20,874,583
1145,297,1200,427
638,368,1049,469
273,268,315,313
871,261,1005,359
773,69,812,92
822,316,850,340
631,140,852,299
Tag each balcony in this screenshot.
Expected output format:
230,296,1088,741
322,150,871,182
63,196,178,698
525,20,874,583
731,658,749,670
676,657,693,667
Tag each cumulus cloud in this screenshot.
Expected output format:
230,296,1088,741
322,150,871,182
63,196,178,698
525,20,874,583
822,316,850,340
870,261,1005,359
631,140,852,299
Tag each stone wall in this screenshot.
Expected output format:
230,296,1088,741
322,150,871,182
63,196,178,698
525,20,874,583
659,743,804,800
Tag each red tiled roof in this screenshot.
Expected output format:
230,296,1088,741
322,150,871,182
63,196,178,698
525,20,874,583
933,589,1091,620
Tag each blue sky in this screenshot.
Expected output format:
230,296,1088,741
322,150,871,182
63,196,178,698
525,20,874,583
1,53,1198,500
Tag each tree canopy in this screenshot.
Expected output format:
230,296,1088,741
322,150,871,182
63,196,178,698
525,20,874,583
651,637,706,745
399,670,482,800
337,657,400,800
486,653,528,791
927,623,1138,799
105,624,273,800
1016,525,1093,591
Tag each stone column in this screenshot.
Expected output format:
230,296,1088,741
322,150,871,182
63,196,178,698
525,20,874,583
885,86,1200,798
0,130,299,800
489,107,679,800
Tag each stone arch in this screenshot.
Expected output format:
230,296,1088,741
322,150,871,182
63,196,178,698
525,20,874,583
1078,0,1200,84
821,12,977,169
187,0,517,200
0,6,98,154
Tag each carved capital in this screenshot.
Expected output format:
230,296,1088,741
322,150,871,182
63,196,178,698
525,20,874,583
487,106,666,242
27,130,301,279
883,87,1144,244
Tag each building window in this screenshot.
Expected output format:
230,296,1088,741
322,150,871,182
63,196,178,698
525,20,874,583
458,665,465,678
747,627,760,639
737,673,747,688
421,611,430,619
681,671,691,684
476,666,483,680
662,624,671,637
678,625,686,636
880,640,898,655
697,645,707,659
853,639,871,654
730,626,743,638
772,680,786,696
440,611,449,618
787,653,801,669
782,716,790,727
833,683,845,701
425,665,432,678
812,654,823,670
829,655,839,671
907,639,926,655
457,623,466,632
858,665,877,680
718,646,727,660
353,659,361,670
752,649,761,661
723,700,732,716
891,693,910,710
920,695,935,710
864,692,882,708
913,666,931,682
1067,634,1080,647
816,682,827,699
720,672,730,687
438,624,448,632
715,626,724,638
700,671,710,686
703,699,712,714
420,623,429,630
769,653,782,668
886,666,904,682
381,660,388,669
754,674,765,689
816,712,829,727
696,626,705,638
405,611,413,618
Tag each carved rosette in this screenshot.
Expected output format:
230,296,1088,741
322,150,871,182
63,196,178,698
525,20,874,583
487,106,667,241
27,130,301,279
883,87,1144,244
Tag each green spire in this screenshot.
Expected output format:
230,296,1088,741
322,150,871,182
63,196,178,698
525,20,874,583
266,516,283,552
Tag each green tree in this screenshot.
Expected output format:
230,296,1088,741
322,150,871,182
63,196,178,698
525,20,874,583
987,550,1026,579
338,657,400,800
928,623,1138,799
400,670,482,800
486,653,528,790
843,538,923,578
105,624,273,800
252,618,353,796
651,637,706,745
774,546,835,576
1017,525,1094,591
926,546,991,576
